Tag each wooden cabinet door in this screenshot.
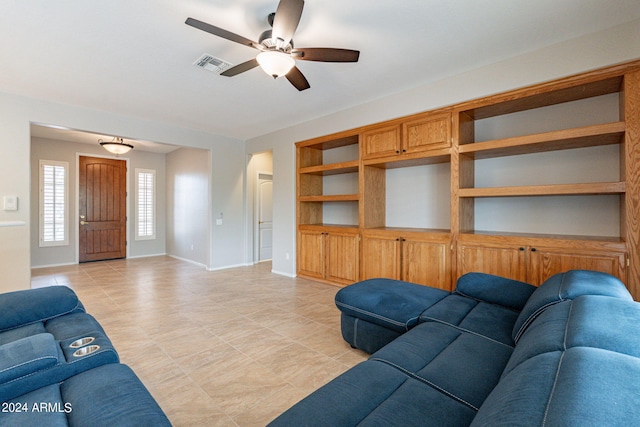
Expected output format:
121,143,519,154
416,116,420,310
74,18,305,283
325,232,360,285
528,246,627,285
457,241,528,283
402,238,451,289
361,234,401,280
79,156,127,262
362,125,401,160
297,230,324,279
403,113,451,154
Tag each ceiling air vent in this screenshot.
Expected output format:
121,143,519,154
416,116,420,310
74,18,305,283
193,54,233,74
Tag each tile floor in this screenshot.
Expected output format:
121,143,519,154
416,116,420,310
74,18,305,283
31,256,368,426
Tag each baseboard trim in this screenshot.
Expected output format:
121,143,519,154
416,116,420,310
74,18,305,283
127,253,168,259
31,261,78,269
167,254,208,269
207,263,252,272
271,269,296,278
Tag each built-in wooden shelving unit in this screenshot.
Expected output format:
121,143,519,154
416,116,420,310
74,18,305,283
296,59,640,299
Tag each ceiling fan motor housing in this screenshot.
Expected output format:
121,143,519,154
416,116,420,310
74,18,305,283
259,29,294,52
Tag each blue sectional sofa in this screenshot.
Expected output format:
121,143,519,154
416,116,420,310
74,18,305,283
0,286,170,426
269,270,640,426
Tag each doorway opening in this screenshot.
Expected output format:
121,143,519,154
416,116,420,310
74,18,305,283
248,151,273,264
257,172,273,262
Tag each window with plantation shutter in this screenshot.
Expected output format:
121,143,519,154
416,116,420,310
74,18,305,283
39,160,68,247
136,169,156,240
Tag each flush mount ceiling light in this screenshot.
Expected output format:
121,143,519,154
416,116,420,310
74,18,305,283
99,137,134,155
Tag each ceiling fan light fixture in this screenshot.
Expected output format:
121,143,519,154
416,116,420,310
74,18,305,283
99,137,134,155
256,50,295,78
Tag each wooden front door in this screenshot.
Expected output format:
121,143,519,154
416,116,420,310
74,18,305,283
79,156,127,262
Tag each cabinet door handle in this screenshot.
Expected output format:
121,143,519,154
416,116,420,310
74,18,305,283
519,247,525,251
531,248,537,252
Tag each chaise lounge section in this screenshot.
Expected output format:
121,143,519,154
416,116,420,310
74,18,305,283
269,270,640,426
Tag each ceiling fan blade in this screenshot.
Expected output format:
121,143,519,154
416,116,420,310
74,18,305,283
220,58,259,77
272,0,304,46
286,66,310,91
292,48,360,62
185,17,260,50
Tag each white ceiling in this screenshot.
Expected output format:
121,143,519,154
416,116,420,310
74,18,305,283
2,0,640,144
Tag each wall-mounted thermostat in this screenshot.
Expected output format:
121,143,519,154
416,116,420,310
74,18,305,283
3,196,18,211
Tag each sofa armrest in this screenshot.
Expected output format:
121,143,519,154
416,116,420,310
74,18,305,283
0,334,59,385
0,286,84,332
454,273,536,311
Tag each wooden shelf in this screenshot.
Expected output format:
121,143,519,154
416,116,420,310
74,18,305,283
298,160,359,176
363,148,451,169
459,75,623,120
459,122,625,159
297,132,359,150
458,182,626,198
364,226,451,234
459,230,625,244
299,194,360,202
298,223,360,231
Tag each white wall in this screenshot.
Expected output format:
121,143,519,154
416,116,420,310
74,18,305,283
166,148,210,267
210,142,247,270
0,93,245,293
30,137,168,267
246,18,640,277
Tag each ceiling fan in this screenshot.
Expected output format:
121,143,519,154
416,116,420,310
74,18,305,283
185,0,360,91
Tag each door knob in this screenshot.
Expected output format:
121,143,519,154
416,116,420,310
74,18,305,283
80,221,88,226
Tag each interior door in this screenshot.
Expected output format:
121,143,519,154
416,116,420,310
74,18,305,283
79,156,127,262
258,173,273,261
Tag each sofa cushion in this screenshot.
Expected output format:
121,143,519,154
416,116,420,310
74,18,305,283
420,294,519,346
504,295,640,377
335,278,449,333
454,272,535,310
0,384,69,427
371,321,513,410
0,364,171,427
0,323,47,346
268,360,476,427
0,286,84,333
471,347,640,426
0,334,58,386
62,364,170,426
511,270,632,343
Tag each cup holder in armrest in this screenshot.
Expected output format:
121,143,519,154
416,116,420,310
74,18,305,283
72,345,100,357
69,337,95,348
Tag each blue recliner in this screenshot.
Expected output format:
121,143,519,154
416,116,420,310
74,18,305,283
0,286,170,426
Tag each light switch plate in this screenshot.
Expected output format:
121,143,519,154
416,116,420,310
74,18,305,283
3,196,17,211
